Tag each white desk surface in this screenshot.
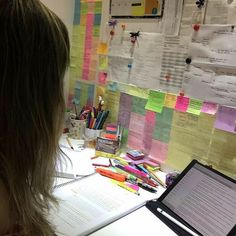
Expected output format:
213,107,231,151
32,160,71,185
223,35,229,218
90,205,177,236
57,137,175,236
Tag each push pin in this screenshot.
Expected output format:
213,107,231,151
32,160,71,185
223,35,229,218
165,74,171,82
179,89,185,96
186,57,192,65
193,24,200,31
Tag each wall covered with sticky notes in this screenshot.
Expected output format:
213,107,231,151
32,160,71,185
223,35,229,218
68,0,236,178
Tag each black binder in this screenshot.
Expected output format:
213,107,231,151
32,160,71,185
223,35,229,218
145,160,236,236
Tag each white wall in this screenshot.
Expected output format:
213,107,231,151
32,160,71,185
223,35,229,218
40,0,75,102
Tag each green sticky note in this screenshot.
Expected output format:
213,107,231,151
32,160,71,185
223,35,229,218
131,96,147,115
93,26,100,37
187,99,203,115
99,56,108,70
145,90,165,113
95,2,102,14
80,2,88,15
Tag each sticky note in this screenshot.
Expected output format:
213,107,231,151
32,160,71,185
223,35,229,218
145,90,166,113
214,105,236,133
97,42,108,55
175,96,190,112
99,56,108,70
164,93,177,108
98,72,107,85
187,99,203,115
201,101,218,115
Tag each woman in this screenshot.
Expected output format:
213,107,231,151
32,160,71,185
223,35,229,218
0,0,70,235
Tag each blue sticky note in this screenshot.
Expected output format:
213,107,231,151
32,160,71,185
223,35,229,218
73,0,81,25
94,14,102,26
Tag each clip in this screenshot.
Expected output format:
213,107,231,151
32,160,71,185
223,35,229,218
195,0,205,9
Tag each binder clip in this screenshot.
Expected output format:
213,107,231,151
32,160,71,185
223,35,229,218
195,0,205,9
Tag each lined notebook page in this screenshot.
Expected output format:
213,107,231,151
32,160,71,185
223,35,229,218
49,174,157,236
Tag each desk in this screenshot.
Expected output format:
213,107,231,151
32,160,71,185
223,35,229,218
90,206,177,236
55,138,171,236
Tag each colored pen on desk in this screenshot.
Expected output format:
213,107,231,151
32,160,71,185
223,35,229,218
114,166,137,182
111,180,140,195
138,182,157,193
115,164,157,187
95,168,126,182
144,165,166,188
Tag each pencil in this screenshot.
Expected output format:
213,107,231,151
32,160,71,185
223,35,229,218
66,137,74,150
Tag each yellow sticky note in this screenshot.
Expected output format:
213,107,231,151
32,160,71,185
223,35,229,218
131,1,145,16
164,93,177,108
97,42,108,55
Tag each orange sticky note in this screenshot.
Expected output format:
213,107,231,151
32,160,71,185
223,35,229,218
97,42,108,55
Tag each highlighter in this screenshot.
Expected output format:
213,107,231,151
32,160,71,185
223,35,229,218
96,168,126,182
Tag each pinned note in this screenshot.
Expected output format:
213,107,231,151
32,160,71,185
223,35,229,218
201,101,218,115
145,90,166,113
175,96,190,112
215,105,236,133
97,42,108,55
99,56,108,70
164,93,177,108
187,99,203,115
98,72,107,85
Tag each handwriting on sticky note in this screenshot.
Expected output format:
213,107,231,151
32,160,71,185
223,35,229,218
187,99,203,115
201,101,218,115
215,105,236,133
175,96,190,112
145,90,165,113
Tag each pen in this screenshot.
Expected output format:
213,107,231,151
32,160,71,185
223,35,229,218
111,180,140,195
157,208,199,236
113,167,137,182
66,137,74,150
138,182,157,193
124,165,149,178
145,167,166,188
95,168,126,182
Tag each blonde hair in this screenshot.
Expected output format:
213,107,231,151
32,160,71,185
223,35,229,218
0,0,69,235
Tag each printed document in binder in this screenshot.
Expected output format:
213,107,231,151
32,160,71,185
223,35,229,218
49,174,156,236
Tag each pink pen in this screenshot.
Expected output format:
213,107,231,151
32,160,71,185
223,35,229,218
125,182,139,191
124,165,149,178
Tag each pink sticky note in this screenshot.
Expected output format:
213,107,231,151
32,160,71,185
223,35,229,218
201,101,218,115
82,13,94,80
145,110,156,125
175,96,190,112
149,140,168,163
215,105,236,133
98,72,107,85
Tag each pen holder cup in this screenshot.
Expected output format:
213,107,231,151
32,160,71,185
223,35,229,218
84,128,103,148
68,119,85,140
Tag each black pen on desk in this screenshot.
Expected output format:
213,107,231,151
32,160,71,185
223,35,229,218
138,182,157,193
66,137,74,150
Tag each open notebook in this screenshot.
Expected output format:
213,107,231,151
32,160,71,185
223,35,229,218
49,173,156,236
146,160,236,236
